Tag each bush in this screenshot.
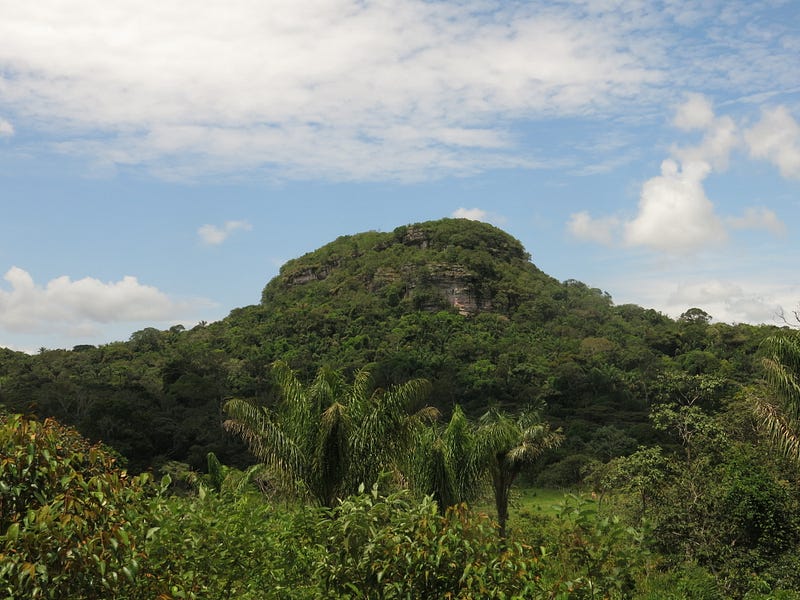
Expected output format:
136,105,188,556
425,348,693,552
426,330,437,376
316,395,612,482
142,489,320,599
316,484,546,599
546,494,653,599
0,413,156,599
536,453,596,487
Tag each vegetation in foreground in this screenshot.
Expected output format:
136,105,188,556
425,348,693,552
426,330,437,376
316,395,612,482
4,331,800,599
0,407,649,599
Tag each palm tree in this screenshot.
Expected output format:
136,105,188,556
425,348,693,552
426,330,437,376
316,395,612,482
476,408,563,540
753,334,800,465
407,405,484,511
224,361,436,507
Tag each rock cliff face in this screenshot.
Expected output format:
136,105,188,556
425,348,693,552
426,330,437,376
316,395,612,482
411,263,487,316
287,263,339,286
287,260,486,315
399,225,430,249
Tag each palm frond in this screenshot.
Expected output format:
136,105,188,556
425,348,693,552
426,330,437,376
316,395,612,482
355,379,432,454
507,425,563,468
753,394,800,465
316,401,351,505
762,356,800,421
347,368,373,422
223,398,310,498
444,405,482,503
428,437,458,509
753,334,800,465
271,361,313,441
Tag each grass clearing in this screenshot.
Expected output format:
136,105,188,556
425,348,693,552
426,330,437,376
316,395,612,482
513,487,572,517
473,486,574,524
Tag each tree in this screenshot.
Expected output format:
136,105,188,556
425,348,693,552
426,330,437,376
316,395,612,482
224,361,436,507
679,307,712,325
753,333,800,465
0,413,158,599
407,405,484,511
475,408,563,539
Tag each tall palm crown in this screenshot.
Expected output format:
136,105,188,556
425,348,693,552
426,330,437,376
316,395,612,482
755,334,800,465
408,405,484,511
224,361,435,507
476,408,563,539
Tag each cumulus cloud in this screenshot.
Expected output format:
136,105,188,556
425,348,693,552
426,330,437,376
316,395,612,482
608,269,800,326
671,114,740,171
673,93,715,131
744,106,800,179
624,158,727,252
663,278,795,325
0,117,13,137
453,208,488,221
568,94,791,254
452,208,507,225
0,267,195,334
197,220,252,245
567,211,620,246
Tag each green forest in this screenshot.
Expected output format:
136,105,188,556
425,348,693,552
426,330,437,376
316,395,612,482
3,218,800,598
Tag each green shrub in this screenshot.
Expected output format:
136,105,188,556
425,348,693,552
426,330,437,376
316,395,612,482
316,483,546,599
142,489,320,599
547,494,653,599
0,413,156,599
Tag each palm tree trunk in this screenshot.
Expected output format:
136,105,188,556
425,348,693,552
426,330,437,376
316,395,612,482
492,467,514,542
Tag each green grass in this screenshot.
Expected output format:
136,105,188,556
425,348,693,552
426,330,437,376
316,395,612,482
472,486,574,523
513,486,572,517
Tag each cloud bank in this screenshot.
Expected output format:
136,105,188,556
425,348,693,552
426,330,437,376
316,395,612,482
608,271,800,327
1,1,794,181
0,267,196,336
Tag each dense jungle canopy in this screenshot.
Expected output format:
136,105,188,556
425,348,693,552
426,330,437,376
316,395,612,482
0,218,784,476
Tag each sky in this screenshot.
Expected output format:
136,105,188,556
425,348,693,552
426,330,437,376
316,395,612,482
1,0,799,352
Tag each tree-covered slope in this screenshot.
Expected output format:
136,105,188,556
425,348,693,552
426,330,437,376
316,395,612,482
0,218,783,473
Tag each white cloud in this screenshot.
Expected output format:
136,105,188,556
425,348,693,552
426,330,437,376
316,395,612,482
0,266,196,334
673,93,715,131
727,207,786,236
744,106,800,179
0,3,794,181
662,278,797,325
453,208,489,221
608,268,800,326
0,1,663,180
569,94,794,254
624,158,727,253
197,220,252,245
567,211,620,245
452,208,507,225
0,117,13,137
672,114,740,171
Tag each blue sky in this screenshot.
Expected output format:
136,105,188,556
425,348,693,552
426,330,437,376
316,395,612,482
1,0,799,352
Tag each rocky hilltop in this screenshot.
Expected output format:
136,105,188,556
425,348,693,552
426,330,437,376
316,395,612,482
262,218,552,317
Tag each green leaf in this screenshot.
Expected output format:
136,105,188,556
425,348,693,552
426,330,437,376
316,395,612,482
122,566,134,583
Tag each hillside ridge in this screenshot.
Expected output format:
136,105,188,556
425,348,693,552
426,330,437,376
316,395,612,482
261,218,548,317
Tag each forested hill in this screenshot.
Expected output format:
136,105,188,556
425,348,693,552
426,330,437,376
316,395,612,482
0,218,782,475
